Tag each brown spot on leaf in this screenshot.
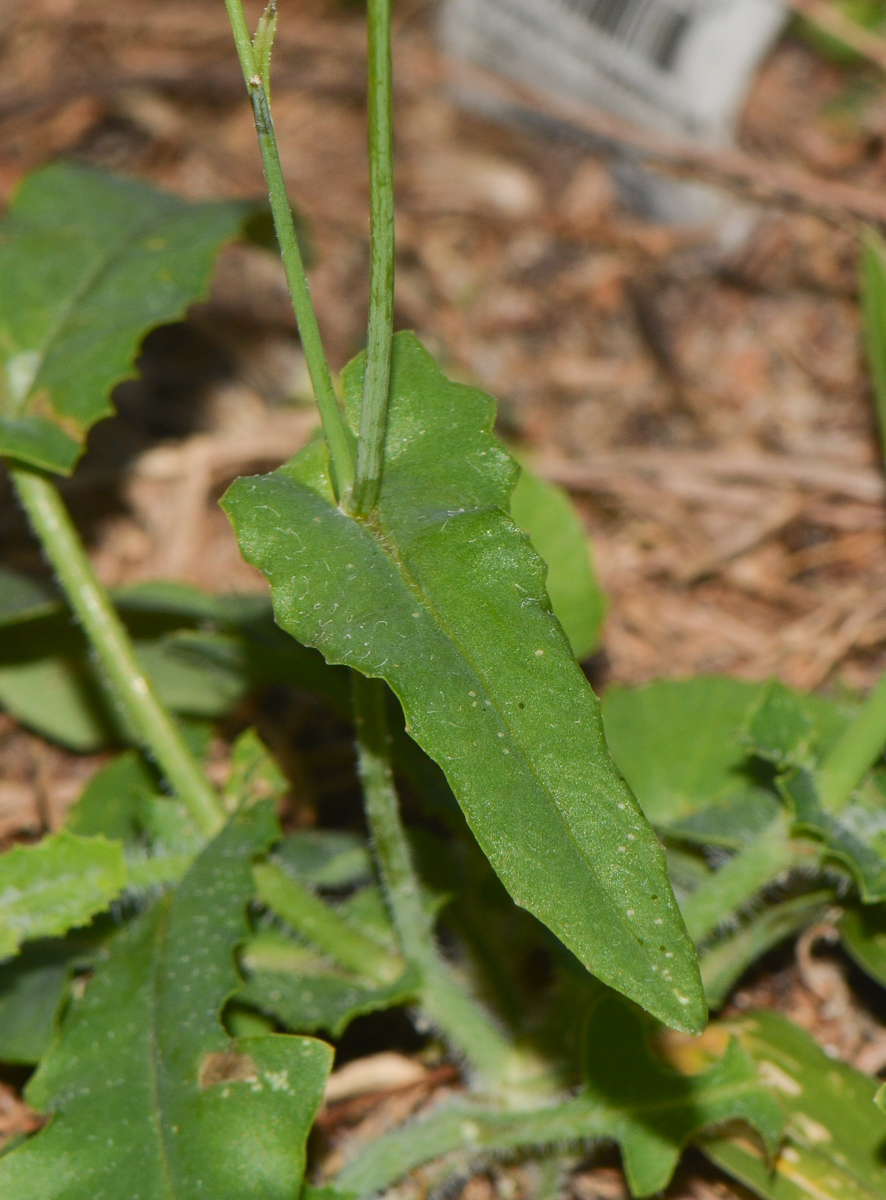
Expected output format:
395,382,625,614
199,1049,257,1089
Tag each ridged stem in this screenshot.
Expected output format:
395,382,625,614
351,0,396,517
223,0,355,502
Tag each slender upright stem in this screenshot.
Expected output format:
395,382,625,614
223,0,355,502
352,0,396,517
353,673,526,1089
817,670,886,811
11,467,225,838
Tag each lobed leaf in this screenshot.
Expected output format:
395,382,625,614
0,804,332,1199
223,332,704,1033
0,163,249,473
0,831,126,959
699,1009,886,1200
326,992,782,1200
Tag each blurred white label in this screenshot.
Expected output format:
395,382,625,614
441,0,787,144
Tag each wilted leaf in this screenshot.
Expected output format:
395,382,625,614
0,831,126,959
0,163,249,473
224,332,704,1033
0,804,332,1199
509,465,605,660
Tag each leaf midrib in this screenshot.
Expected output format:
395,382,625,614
147,898,178,1200
361,501,643,939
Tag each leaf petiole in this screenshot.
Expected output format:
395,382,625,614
10,467,225,838
351,0,396,518
353,673,539,1092
223,0,355,502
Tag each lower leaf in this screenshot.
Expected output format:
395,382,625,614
0,804,332,1199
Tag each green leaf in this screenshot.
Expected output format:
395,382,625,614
580,994,783,1197
840,901,886,988
66,750,156,844
0,939,86,1065
0,567,57,627
273,831,372,889
224,727,288,810
326,992,782,1200
745,680,816,768
602,677,766,827
0,804,333,1198
0,163,250,473
700,1009,886,1200
254,862,404,983
509,466,605,660
0,831,126,959
863,229,886,462
667,791,783,850
0,656,112,751
779,767,886,901
223,331,704,1033
239,930,420,1038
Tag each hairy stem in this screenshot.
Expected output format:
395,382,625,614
351,0,395,517
332,1096,594,1197
817,670,886,811
11,467,225,837
353,673,522,1088
223,0,355,501
253,861,404,984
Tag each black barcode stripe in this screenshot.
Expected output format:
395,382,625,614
556,0,697,72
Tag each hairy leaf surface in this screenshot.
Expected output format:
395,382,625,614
0,831,125,959
0,164,248,473
0,804,332,1199
224,332,703,1032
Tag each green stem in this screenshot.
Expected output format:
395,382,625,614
332,1096,594,1198
10,467,224,838
223,0,355,502
679,814,797,945
253,861,404,984
352,673,523,1088
351,0,396,517
817,670,886,811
